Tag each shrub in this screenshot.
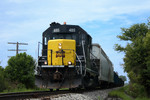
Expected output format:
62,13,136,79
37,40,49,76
126,83,147,98
5,53,36,89
0,66,8,92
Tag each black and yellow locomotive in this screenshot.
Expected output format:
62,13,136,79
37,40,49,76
35,22,124,89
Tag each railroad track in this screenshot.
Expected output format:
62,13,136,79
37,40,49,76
0,87,115,100
0,90,72,100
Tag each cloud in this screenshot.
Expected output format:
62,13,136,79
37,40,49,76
3,0,150,24
7,0,34,4
1,0,150,45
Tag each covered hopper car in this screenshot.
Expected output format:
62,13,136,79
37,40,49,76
35,22,124,89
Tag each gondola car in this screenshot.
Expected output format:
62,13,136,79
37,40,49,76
35,22,124,89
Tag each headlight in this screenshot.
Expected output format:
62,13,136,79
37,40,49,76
68,61,72,65
58,46,62,49
59,43,62,46
44,61,47,65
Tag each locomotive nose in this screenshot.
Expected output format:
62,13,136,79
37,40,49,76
47,39,76,66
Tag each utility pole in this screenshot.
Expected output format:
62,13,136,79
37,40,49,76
8,42,28,56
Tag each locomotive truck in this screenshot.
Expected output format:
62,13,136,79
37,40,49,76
35,22,124,89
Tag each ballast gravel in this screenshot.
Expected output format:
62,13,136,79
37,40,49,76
49,93,92,100
30,87,122,100
50,87,121,100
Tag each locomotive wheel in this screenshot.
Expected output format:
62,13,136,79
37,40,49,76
56,89,59,91
69,88,76,91
50,89,53,92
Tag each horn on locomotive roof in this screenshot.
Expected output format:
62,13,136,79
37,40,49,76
64,22,66,25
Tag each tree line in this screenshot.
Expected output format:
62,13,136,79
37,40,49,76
115,18,150,97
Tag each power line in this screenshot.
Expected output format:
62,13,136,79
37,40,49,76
8,42,28,56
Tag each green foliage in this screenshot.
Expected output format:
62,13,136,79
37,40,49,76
143,31,150,90
0,66,8,92
126,83,147,98
1,86,49,93
97,96,102,100
108,86,133,100
109,86,150,100
117,23,148,42
115,19,150,96
119,75,127,82
135,97,150,100
5,53,36,89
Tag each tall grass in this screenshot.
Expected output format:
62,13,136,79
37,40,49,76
108,86,150,100
108,86,133,100
1,88,49,93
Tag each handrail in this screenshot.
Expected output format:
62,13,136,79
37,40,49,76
82,40,86,76
90,52,98,59
75,52,82,75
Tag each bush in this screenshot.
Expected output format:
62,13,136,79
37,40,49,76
5,53,36,89
0,66,8,92
109,86,150,100
108,86,132,100
126,83,147,98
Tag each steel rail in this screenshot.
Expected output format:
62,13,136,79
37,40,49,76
0,87,121,100
0,90,70,100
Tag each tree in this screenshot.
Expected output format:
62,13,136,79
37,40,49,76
115,20,150,97
0,66,8,92
5,53,36,88
0,66,5,91
119,75,127,82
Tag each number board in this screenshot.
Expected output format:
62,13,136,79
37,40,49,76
69,28,76,32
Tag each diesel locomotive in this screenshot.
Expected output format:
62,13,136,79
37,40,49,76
35,22,124,89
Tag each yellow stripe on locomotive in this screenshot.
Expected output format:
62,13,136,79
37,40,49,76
47,39,76,66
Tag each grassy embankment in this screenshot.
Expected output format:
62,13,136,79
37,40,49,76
108,86,150,100
0,88,49,93
0,87,69,93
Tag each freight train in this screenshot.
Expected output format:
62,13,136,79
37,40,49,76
35,22,124,89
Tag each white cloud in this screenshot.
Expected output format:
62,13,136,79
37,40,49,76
3,0,150,24
7,0,34,4
1,0,150,44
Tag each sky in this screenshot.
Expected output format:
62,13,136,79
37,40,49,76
0,0,150,83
